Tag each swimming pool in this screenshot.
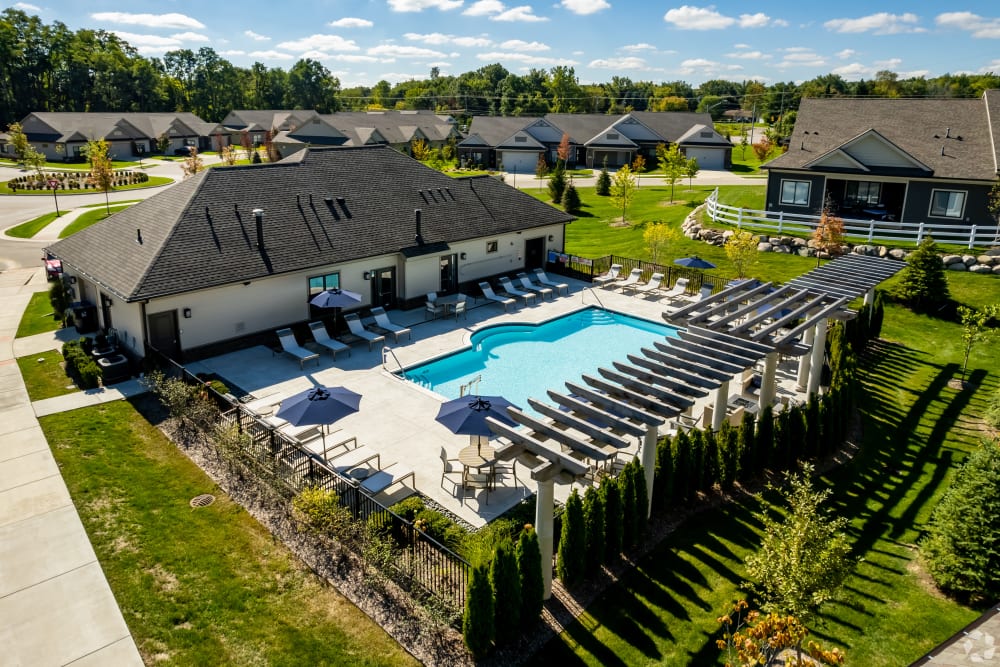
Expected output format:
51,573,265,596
403,308,678,412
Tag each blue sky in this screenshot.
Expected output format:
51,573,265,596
9,1,1000,88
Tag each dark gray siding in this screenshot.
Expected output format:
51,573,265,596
903,180,993,226
765,171,827,215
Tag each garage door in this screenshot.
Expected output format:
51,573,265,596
499,151,539,174
684,148,724,170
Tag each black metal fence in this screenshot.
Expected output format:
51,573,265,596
145,346,470,613
547,253,731,294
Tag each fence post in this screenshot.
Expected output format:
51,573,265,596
867,221,874,243
777,212,784,235
737,208,743,229
968,225,977,250
917,222,925,243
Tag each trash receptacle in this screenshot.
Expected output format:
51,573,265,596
70,301,97,334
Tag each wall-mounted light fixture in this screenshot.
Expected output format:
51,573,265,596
363,271,372,280
183,308,192,319
548,234,554,242
460,252,467,260
68,276,77,284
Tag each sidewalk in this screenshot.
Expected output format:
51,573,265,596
0,267,142,666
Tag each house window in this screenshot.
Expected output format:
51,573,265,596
929,189,966,219
780,179,810,206
308,272,340,297
846,181,881,205
514,136,527,143
607,133,619,140
486,240,498,253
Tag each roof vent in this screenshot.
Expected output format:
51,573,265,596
136,228,143,245
323,197,333,205
414,209,423,246
336,197,346,206
940,145,945,156
945,127,951,138
253,208,264,249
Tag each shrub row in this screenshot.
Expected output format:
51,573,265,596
61,338,101,389
8,169,148,191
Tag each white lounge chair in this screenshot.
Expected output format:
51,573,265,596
592,263,622,287
497,276,537,305
359,463,416,497
632,272,665,297
308,321,351,359
532,268,569,295
613,268,643,292
695,284,714,301
478,282,516,312
275,328,320,369
660,277,690,303
343,313,385,351
369,306,411,343
516,272,553,300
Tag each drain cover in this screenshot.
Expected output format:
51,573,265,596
190,494,216,508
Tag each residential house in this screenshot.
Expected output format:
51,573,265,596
324,110,462,154
15,112,224,160
458,111,731,172
761,91,1000,227
44,145,572,360
220,109,337,154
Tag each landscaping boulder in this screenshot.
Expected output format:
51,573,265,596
969,264,993,274
941,254,962,266
889,248,907,261
977,255,995,266
947,262,968,271
962,255,977,266
758,242,773,252
993,265,1000,275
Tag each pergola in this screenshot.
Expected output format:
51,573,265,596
486,255,902,599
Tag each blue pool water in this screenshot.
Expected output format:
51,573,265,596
404,308,678,412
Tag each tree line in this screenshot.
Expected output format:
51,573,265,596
3,8,1000,127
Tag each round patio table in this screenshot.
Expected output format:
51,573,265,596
459,443,496,490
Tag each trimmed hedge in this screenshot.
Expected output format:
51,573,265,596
61,338,101,389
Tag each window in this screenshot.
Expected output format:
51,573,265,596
607,132,619,140
846,181,881,205
780,179,810,206
486,240,498,253
514,135,527,143
307,272,340,297
929,189,966,218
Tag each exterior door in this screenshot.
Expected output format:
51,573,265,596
524,237,545,270
147,310,180,358
439,254,458,294
100,293,113,330
370,267,396,309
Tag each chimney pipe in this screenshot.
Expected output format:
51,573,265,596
945,127,951,138
414,208,423,246
136,228,143,245
253,208,264,249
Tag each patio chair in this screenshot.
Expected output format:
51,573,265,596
440,447,464,495
695,284,714,302
275,328,320,369
343,313,385,351
425,300,445,319
453,300,468,320
491,454,519,490
307,321,351,359
241,393,285,418
516,272,553,300
532,268,569,295
631,272,664,297
359,463,416,497
498,276,538,306
478,282,516,312
612,268,643,292
660,277,690,303
326,442,381,475
369,307,411,343
592,263,622,287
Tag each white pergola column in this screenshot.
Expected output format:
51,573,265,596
807,318,829,397
642,425,658,518
535,477,555,600
863,287,875,305
759,351,778,408
712,379,730,431
796,326,815,391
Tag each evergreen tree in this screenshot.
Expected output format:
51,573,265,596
804,396,821,460
773,407,792,471
583,486,606,572
893,235,950,312
738,410,757,480
562,182,581,214
673,430,693,502
620,463,638,549
463,563,495,658
557,489,586,586
689,429,706,496
490,540,521,642
601,477,624,560
548,163,567,204
516,525,544,623
595,160,611,196
718,421,738,490
702,427,720,491
870,290,886,340
654,434,674,511
756,405,775,471
632,460,649,540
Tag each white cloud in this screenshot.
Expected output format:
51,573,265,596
824,12,924,35
476,51,576,65
220,49,246,56
874,57,903,69
171,32,209,42
936,12,1000,39
388,0,463,11
725,50,770,60
90,12,205,30
463,0,505,16
836,48,856,59
621,42,657,52
368,44,449,58
453,36,494,47
676,58,744,75
244,30,270,41
499,39,549,51
663,6,734,30
13,3,41,11
980,59,1000,73
732,42,751,48
492,6,547,22
404,32,494,47
329,17,374,28
588,56,649,70
739,13,770,28
328,54,382,63
831,62,874,78
560,0,609,16
248,50,295,60
112,31,182,48
776,50,826,68
276,34,360,52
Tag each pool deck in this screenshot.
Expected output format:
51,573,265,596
189,278,807,527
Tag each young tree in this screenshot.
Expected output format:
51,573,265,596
410,138,432,161
631,153,646,188
740,132,749,160
744,464,855,622
643,222,680,264
239,130,253,160
893,235,950,311
595,160,611,196
516,525,544,623
812,193,845,265
556,132,571,164
562,182,581,214
463,563,494,658
557,488,586,586
752,138,773,162
717,600,846,667
725,229,759,279
7,122,33,165
220,144,238,166
490,539,521,642
22,144,46,175
657,142,686,202
83,138,115,215
156,133,171,154
582,486,605,572
181,146,204,179
601,476,624,561
548,162,567,204
610,163,637,225
956,304,1000,384
535,153,549,179
685,157,700,189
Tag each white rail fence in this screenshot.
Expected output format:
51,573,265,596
705,189,1000,249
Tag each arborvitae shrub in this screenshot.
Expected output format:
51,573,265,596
557,488,586,587
562,183,581,214
596,164,611,196
688,429,705,496
738,410,757,479
786,405,807,466
773,407,792,471
673,430,693,502
583,486,605,572
654,434,674,511
619,463,638,549
463,563,494,658
893,235,950,312
702,428,719,491
516,525,544,623
632,460,648,542
756,405,775,470
871,290,886,340
718,421,737,490
804,397,820,459
490,539,521,642
548,165,566,204
601,477,624,561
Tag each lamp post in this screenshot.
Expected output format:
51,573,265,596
47,178,60,216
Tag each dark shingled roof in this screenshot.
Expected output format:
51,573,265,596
46,146,573,302
763,93,1000,181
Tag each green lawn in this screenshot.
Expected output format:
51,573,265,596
16,290,63,337
4,211,69,239
40,399,420,667
17,351,79,400
531,271,996,664
59,204,133,237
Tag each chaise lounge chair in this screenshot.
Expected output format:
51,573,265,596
369,306,412,343
532,268,569,295
343,313,385,351
659,277,690,303
612,268,643,292
592,263,622,287
275,328,320,369
516,272,553,300
498,276,538,306
631,272,665,297
307,321,351,359
479,282,517,312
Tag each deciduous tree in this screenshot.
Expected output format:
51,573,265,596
657,142,686,202
685,157,699,189
180,145,204,179
717,600,846,667
611,163,637,225
956,304,999,383
725,230,759,279
812,193,845,265
83,138,114,214
643,222,679,264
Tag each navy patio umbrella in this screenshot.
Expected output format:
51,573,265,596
275,385,362,449
436,395,520,448
674,256,717,270
310,288,362,334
